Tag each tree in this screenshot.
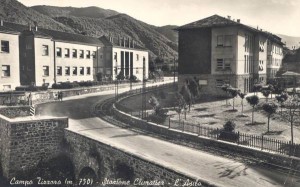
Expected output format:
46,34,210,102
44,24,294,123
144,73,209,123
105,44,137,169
175,92,187,123
262,89,271,102
253,84,263,95
116,71,125,80
221,84,231,106
282,95,300,144
238,91,246,114
227,87,239,111
275,92,288,115
246,95,260,124
262,102,278,132
187,77,201,100
180,84,192,111
148,95,161,115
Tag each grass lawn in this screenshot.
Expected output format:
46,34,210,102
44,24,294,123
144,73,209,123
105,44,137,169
118,88,300,144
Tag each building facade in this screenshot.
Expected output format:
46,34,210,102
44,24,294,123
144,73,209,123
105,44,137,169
0,22,21,91
98,36,149,81
176,15,284,95
0,21,149,90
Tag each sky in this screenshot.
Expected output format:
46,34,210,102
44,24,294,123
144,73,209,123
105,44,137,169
18,0,300,37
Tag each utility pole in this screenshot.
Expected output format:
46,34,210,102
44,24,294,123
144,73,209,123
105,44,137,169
141,57,147,119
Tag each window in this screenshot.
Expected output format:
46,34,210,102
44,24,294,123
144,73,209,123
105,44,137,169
224,59,231,69
100,54,103,59
56,47,62,57
79,67,84,75
86,50,91,59
114,52,117,62
87,67,91,75
136,54,139,61
72,67,77,75
92,51,96,59
65,48,70,58
72,49,77,58
42,45,49,56
79,50,84,58
1,41,9,53
43,66,49,76
216,59,223,70
57,66,62,76
2,65,10,77
259,41,264,52
65,66,70,75
217,36,223,46
224,35,232,47
216,79,230,87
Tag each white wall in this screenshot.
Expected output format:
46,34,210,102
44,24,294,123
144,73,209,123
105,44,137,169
34,37,54,86
0,33,20,90
112,47,148,81
54,41,97,83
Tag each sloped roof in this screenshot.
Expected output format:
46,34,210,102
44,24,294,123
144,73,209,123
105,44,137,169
175,14,284,45
0,25,20,35
99,35,147,51
2,21,103,46
281,71,300,76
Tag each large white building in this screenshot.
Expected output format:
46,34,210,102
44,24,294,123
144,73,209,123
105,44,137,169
176,15,284,95
0,21,21,91
0,21,149,90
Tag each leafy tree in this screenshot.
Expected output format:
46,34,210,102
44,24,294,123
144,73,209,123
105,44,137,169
275,92,288,115
253,84,263,95
116,71,125,80
218,120,239,142
227,87,239,111
282,95,300,144
262,102,278,132
148,95,161,115
187,77,201,100
223,120,236,132
238,91,246,114
246,95,260,124
268,84,275,98
262,89,271,102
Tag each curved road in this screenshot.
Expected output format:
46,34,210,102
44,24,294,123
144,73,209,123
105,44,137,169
36,86,300,187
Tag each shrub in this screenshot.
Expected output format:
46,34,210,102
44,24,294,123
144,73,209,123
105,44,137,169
15,85,48,92
218,120,239,142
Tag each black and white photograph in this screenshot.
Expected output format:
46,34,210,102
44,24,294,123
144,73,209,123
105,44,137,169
0,0,300,186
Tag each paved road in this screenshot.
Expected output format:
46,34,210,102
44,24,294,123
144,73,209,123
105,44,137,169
36,85,300,187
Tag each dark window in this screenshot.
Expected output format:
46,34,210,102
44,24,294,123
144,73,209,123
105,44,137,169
2,65,10,77
79,50,84,58
42,45,49,56
56,47,62,57
73,67,77,75
65,48,70,58
72,49,77,58
1,41,9,53
92,51,96,59
65,66,70,75
57,66,62,75
86,50,91,59
87,67,91,75
80,67,84,75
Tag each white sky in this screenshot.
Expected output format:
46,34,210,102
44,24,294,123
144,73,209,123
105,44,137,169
18,0,300,37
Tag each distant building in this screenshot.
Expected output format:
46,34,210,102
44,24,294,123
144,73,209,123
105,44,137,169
0,21,20,91
175,15,284,95
0,21,149,90
99,36,149,81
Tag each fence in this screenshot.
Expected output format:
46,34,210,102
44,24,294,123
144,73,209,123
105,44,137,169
114,84,300,158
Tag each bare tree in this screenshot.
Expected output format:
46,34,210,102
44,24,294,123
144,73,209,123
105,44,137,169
221,84,231,106
180,84,192,111
175,92,187,123
282,95,300,144
238,91,246,114
227,87,239,111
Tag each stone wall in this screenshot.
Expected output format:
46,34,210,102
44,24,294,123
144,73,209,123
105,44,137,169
0,106,31,118
0,115,68,178
64,130,215,187
112,105,300,171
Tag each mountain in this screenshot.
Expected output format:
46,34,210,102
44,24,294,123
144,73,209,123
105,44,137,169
31,5,178,60
31,5,119,19
0,0,74,32
277,34,300,49
155,25,178,44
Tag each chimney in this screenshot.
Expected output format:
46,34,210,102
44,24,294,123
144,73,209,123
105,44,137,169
123,37,126,47
227,15,231,20
237,19,240,23
35,25,38,31
118,35,121,46
0,20,3,26
133,40,135,48
128,38,131,48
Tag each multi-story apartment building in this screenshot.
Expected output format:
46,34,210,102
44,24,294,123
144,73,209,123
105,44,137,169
0,21,20,91
176,15,284,95
0,21,149,90
99,36,149,81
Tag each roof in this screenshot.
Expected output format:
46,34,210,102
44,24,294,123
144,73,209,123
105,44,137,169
175,14,284,45
0,25,20,35
2,21,104,46
281,71,300,76
99,35,148,51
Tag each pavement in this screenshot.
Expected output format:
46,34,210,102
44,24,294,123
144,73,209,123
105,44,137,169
35,80,300,187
